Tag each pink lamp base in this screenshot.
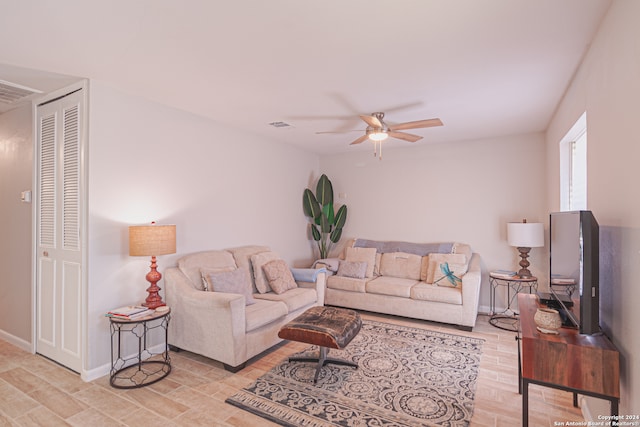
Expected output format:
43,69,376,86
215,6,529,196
142,256,166,309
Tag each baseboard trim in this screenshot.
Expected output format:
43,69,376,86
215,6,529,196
82,363,111,382
81,342,168,383
0,329,32,353
478,304,492,315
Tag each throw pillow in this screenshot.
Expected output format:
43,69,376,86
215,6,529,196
336,260,367,279
262,259,298,294
431,261,467,288
345,247,377,278
207,267,256,305
426,253,467,283
373,252,382,276
200,266,235,291
379,252,422,280
420,256,430,281
250,251,281,293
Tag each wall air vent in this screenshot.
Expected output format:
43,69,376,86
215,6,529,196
268,121,293,128
0,79,43,105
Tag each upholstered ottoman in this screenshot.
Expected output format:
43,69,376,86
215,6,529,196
278,306,362,383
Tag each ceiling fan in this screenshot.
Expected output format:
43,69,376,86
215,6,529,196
318,112,443,158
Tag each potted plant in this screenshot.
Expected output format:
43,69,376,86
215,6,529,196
302,174,347,259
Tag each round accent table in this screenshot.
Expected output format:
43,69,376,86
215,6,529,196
489,274,538,331
109,308,171,388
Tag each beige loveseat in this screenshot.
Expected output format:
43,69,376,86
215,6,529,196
164,245,326,371
319,239,481,330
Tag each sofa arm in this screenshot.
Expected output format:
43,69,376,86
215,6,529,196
164,267,248,366
460,253,482,327
292,268,327,305
312,258,340,274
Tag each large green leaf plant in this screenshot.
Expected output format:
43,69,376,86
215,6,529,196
302,174,348,259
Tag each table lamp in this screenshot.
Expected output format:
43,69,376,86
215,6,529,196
129,222,176,309
507,219,544,278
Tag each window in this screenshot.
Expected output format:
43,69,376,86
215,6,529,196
560,112,587,211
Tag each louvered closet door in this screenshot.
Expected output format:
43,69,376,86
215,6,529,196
36,89,84,373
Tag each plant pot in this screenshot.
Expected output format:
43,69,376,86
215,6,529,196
534,307,562,334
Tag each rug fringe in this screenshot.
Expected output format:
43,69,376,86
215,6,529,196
227,392,332,427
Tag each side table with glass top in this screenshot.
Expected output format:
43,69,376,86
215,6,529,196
109,308,171,389
489,274,538,331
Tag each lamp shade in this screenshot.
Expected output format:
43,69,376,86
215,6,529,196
129,224,176,256
507,222,544,248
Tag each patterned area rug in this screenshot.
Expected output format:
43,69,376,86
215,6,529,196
226,320,484,426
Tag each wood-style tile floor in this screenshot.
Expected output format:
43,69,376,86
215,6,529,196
0,313,584,426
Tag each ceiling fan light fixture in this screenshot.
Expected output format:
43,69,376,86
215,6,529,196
368,130,388,141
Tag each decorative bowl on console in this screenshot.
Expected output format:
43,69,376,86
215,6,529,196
534,307,562,334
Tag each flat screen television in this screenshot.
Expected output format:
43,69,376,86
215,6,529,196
548,210,600,335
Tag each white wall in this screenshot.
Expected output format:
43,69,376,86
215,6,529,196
546,0,640,415
0,104,33,348
319,132,548,312
85,81,320,373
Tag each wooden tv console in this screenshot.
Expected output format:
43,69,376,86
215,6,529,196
518,293,620,426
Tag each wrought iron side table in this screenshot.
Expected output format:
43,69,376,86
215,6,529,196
489,274,538,331
109,308,171,388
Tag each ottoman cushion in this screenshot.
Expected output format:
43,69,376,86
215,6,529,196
278,306,361,349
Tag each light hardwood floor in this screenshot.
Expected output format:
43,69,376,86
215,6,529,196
0,313,585,426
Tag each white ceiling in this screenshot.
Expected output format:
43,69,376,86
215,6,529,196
0,0,611,155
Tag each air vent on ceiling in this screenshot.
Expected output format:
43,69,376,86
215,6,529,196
0,79,42,105
268,121,293,128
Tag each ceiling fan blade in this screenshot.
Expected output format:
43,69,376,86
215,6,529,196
316,130,363,134
349,134,369,145
359,114,382,128
388,131,423,143
388,118,443,131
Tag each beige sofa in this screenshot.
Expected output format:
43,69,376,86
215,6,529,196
164,245,326,371
320,240,481,330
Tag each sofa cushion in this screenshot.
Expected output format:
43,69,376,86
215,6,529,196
411,283,463,305
206,267,256,305
339,238,357,260
200,266,235,291
336,260,367,279
452,243,473,264
374,252,382,276
379,252,422,280
262,259,298,294
253,287,317,313
420,256,430,281
245,300,288,332
228,245,271,290
431,261,467,287
345,247,377,278
426,253,467,283
178,250,237,288
250,251,281,293
366,276,419,298
326,275,367,293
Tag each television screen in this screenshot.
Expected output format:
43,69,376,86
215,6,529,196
549,211,599,335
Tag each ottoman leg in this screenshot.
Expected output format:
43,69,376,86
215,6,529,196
289,347,358,383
